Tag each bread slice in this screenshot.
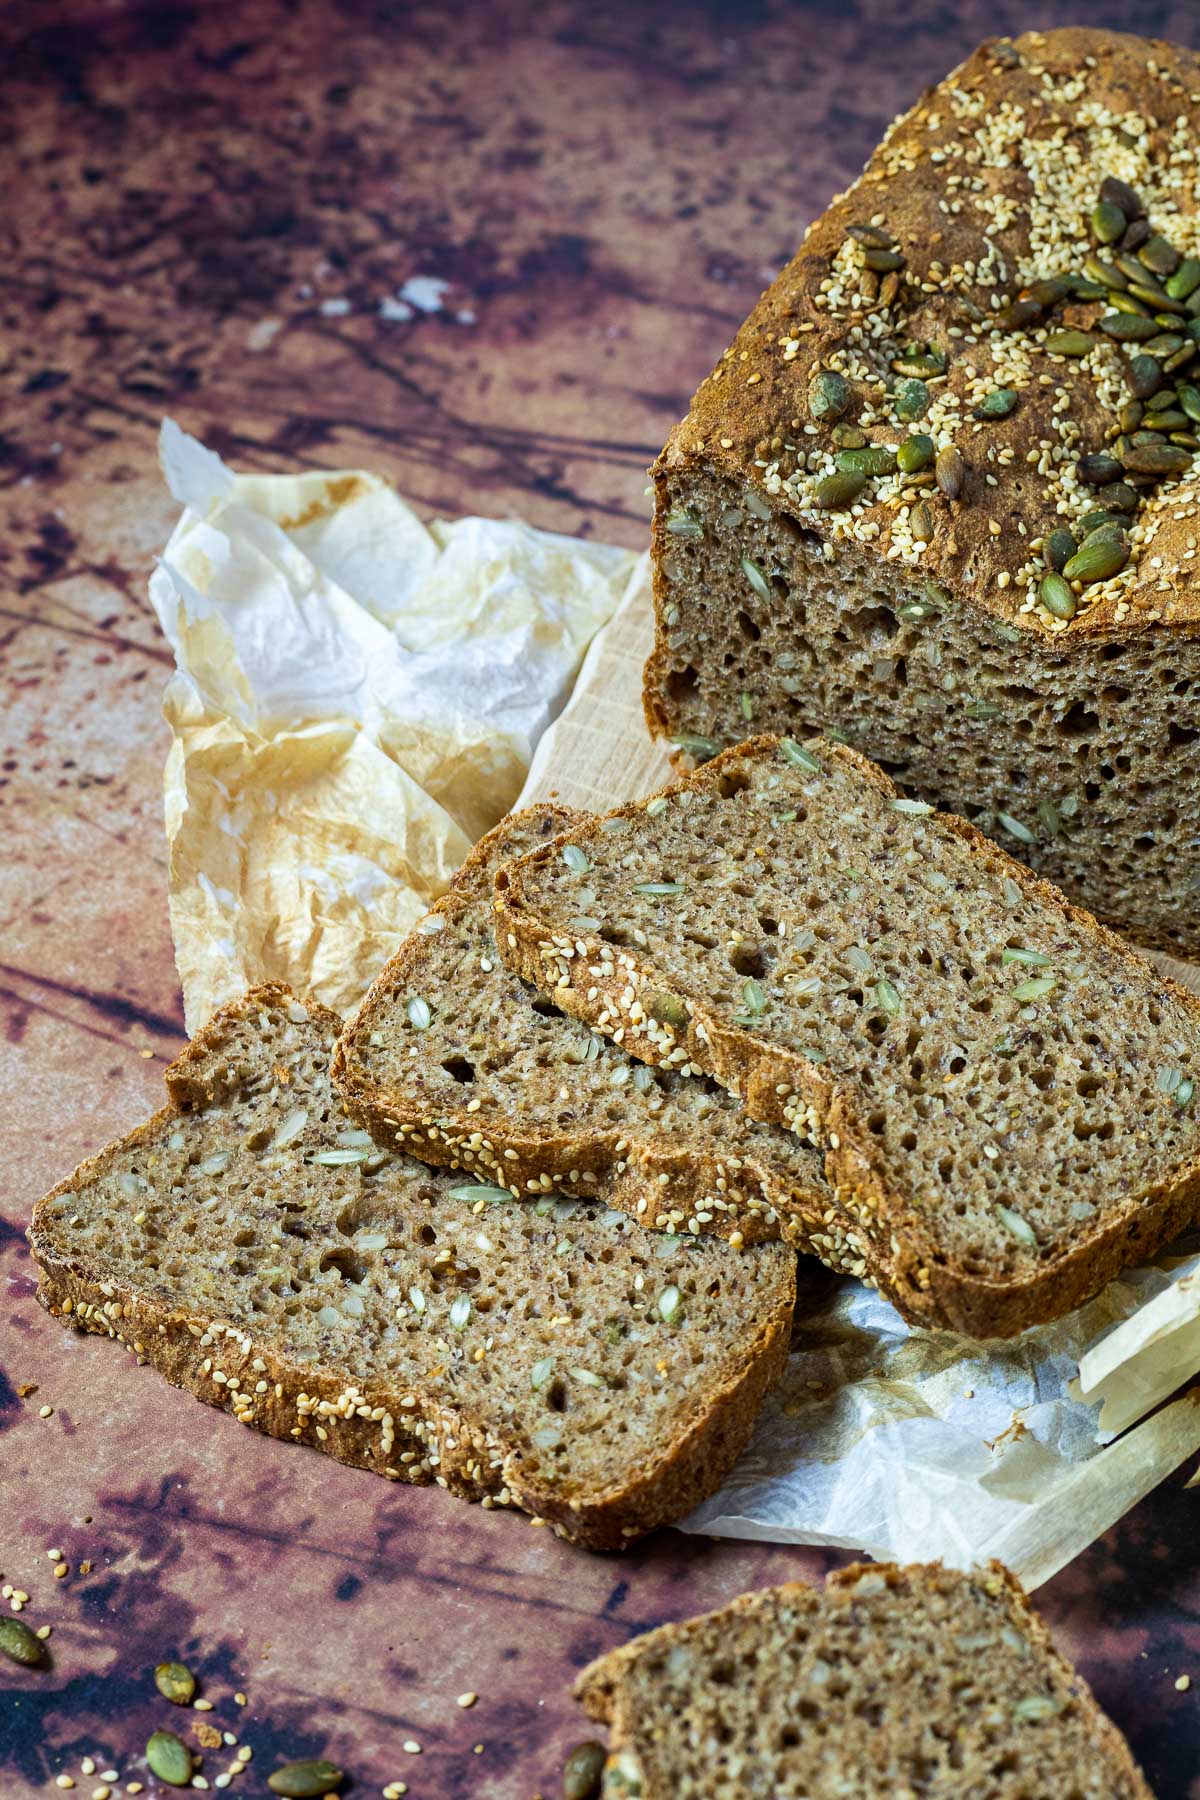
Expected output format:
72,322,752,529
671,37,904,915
644,28,1200,962
27,985,795,1551
495,735,1200,1337
333,804,833,1253
574,1561,1153,1799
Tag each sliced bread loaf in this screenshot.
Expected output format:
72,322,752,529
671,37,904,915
333,804,833,1252
495,735,1200,1336
574,1561,1153,1799
28,984,795,1550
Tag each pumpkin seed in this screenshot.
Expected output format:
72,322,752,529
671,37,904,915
1043,329,1094,355
997,811,1035,845
1083,254,1126,290
892,351,945,379
664,510,703,537
154,1661,196,1705
1127,354,1162,398
964,700,1001,719
146,1732,194,1787
1168,342,1200,372
1098,313,1157,341
1167,258,1200,300
267,1762,345,1798
1039,574,1077,620
1176,383,1200,423
740,556,771,599
996,297,1044,330
1043,530,1077,573
1105,290,1152,318
846,222,895,248
1144,332,1185,358
1076,452,1125,486
996,1205,1038,1248
1122,442,1192,476
1100,176,1144,219
1170,430,1200,447
741,978,767,1016
648,991,688,1029
658,1285,684,1324
935,445,966,500
779,739,823,774
449,1184,510,1204
1121,217,1152,252
811,469,867,509
1062,533,1130,582
831,423,867,449
448,1295,471,1330
864,247,904,273
1090,201,1126,243
1012,975,1057,1002
898,598,937,620
1002,947,1051,967
1140,234,1181,277
406,996,432,1031
1176,1078,1196,1108
563,1740,607,1800
1022,275,1075,307
875,978,902,1016
809,369,851,420
0,1619,44,1667
974,387,1018,419
570,1367,604,1387
1158,1066,1184,1095
896,433,935,473
1096,480,1138,513
910,501,933,542
894,377,930,421
1146,408,1188,430
890,797,934,815
1076,511,1122,537
1013,1695,1063,1722
531,1357,555,1389
1037,799,1063,837
836,444,897,476
633,881,684,896
739,691,753,721
672,733,720,761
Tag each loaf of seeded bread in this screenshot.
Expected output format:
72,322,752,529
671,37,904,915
574,1561,1153,1798
334,804,833,1252
645,26,1200,961
28,985,795,1550
494,735,1200,1337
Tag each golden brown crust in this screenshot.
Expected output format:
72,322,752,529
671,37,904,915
574,1560,1154,1800
495,737,1200,1337
654,27,1200,652
27,984,796,1553
333,807,834,1253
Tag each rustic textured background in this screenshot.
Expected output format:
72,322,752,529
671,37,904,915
3,2,1199,1795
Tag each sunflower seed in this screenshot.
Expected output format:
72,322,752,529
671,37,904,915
406,996,432,1031
910,500,933,542
996,1204,1038,1248
1002,947,1052,966
633,881,684,896
672,733,720,761
664,510,703,537
570,1367,604,1387
1037,799,1063,838
531,1357,555,1389
1176,1078,1196,1108
449,1296,471,1329
964,699,1001,719
935,445,966,500
875,978,902,1016
740,555,772,600
890,797,934,815
658,1285,684,1324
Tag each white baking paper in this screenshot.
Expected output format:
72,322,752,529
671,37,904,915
150,421,638,1030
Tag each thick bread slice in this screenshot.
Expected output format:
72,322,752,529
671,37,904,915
574,1560,1153,1799
495,735,1200,1337
333,804,834,1253
27,984,795,1551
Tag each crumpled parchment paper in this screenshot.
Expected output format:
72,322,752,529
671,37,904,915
150,420,640,1030
149,429,1200,1585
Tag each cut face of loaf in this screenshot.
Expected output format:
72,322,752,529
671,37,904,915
494,736,1200,1337
333,804,833,1252
644,26,1200,960
574,1561,1153,1799
28,985,795,1550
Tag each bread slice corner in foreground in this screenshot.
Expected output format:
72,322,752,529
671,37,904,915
574,1560,1153,1798
28,983,795,1551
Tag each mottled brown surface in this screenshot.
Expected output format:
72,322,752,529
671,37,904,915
2,3,1198,1797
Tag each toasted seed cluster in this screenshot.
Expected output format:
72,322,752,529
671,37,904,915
646,28,1200,959
334,806,834,1253
29,988,794,1546
496,737,1200,1334
574,1562,1153,1799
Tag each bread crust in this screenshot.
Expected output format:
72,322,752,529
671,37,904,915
574,1560,1154,1800
28,984,795,1553
333,807,833,1254
494,738,1200,1337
